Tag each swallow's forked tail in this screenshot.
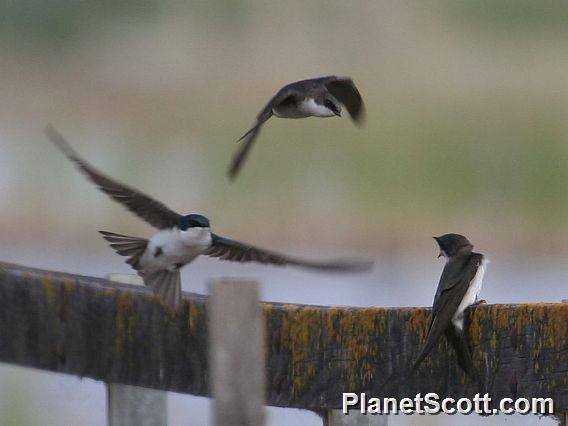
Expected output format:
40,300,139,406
409,315,447,374
100,231,182,311
237,124,259,142
143,269,182,312
444,326,473,376
228,124,262,180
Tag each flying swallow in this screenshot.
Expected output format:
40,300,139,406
411,234,487,375
45,125,373,311
228,76,365,179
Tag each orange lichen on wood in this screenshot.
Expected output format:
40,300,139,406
278,305,323,397
115,291,136,355
406,307,431,338
187,301,202,333
42,274,57,308
0,261,566,413
336,308,380,388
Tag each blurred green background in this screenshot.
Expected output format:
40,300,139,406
2,0,568,255
0,1,566,425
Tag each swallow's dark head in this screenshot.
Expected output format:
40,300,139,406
433,233,473,258
179,214,210,230
323,97,341,117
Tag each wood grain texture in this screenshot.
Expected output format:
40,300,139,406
106,273,168,426
210,280,265,426
0,261,566,416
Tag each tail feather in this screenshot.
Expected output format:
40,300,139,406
445,326,474,376
410,316,446,374
237,124,259,142
100,231,148,271
228,125,262,180
143,270,182,311
411,322,476,377
410,351,429,375
100,231,183,311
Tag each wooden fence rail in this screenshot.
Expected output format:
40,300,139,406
0,261,566,422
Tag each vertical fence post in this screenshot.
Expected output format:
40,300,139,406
209,279,266,426
106,273,168,426
326,411,388,426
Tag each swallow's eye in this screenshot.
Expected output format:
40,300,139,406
324,100,337,112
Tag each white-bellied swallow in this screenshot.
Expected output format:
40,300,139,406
411,233,487,375
228,76,365,180
45,125,373,311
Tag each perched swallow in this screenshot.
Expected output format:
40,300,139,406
411,234,487,375
228,76,365,179
45,125,373,311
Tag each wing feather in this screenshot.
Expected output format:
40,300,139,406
46,125,181,229
411,253,482,372
323,76,365,123
205,234,373,272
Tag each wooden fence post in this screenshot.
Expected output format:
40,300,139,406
326,411,388,426
209,279,265,426
106,273,168,426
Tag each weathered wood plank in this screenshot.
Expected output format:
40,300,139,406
209,280,265,426
0,261,566,416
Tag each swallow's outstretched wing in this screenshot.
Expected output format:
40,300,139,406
205,233,373,272
410,254,482,373
46,125,181,230
322,76,365,124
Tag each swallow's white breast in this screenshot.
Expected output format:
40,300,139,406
452,257,487,330
141,227,212,271
272,98,336,118
298,98,336,117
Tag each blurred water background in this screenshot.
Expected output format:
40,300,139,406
0,1,567,425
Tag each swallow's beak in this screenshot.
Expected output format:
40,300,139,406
433,237,443,257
